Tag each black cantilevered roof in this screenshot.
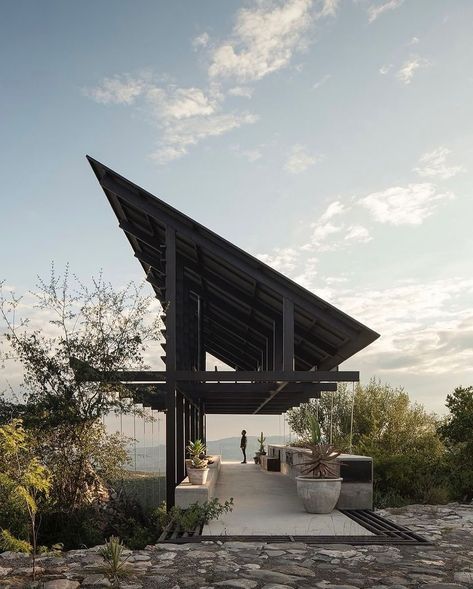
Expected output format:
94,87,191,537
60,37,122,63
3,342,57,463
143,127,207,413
87,156,379,385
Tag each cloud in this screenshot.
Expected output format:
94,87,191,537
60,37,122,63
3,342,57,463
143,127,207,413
85,73,258,164
150,111,259,164
208,0,314,82
257,247,299,273
397,55,430,84
319,0,340,17
147,86,219,120
192,32,210,50
414,147,464,180
83,74,148,105
379,64,392,75
359,183,454,225
320,200,347,221
344,225,372,243
284,144,320,174
334,278,473,375
228,86,254,98
367,0,405,23
313,73,331,90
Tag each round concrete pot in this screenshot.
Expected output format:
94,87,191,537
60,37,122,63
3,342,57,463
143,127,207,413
187,467,209,485
296,476,343,513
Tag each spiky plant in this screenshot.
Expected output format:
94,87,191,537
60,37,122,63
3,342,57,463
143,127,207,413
99,536,131,587
186,439,208,469
257,432,266,454
297,414,341,478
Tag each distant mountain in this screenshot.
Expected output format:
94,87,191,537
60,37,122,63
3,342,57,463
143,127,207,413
126,435,287,471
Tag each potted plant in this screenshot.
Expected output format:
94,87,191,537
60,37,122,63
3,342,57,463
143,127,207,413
254,431,266,464
295,415,343,514
186,439,209,485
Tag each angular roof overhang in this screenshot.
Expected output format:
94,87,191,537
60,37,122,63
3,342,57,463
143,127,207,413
86,156,380,414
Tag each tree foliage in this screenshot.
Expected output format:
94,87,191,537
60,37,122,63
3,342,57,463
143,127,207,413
0,419,52,576
0,266,161,427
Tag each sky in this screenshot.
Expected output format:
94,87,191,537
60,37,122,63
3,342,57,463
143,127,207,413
1,0,473,441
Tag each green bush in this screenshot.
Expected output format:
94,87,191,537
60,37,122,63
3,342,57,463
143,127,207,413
373,453,451,507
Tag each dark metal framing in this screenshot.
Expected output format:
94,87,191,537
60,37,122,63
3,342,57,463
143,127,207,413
86,156,380,507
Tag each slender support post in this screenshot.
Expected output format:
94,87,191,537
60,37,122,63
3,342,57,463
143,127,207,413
283,297,294,371
199,401,206,445
190,404,196,441
165,226,177,507
176,391,185,483
184,399,190,449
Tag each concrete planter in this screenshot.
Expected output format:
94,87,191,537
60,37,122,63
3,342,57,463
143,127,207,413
187,467,209,485
296,476,343,513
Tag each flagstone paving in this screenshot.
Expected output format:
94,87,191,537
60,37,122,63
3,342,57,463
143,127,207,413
1,503,472,589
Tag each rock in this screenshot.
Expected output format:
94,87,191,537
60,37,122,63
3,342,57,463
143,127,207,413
244,569,303,584
423,585,468,589
186,550,217,559
317,549,358,559
81,574,112,586
0,566,13,577
214,580,258,589
454,572,473,583
261,585,295,589
1,551,29,560
14,566,45,575
264,550,286,557
271,564,315,577
156,551,177,560
43,581,80,589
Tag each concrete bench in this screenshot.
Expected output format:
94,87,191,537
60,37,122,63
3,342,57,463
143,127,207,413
175,455,221,508
259,454,280,472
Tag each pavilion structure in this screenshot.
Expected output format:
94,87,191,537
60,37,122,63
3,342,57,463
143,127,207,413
86,156,380,507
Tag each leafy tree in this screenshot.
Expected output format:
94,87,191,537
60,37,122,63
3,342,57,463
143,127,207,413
0,419,51,578
0,266,161,428
0,268,160,522
439,386,473,501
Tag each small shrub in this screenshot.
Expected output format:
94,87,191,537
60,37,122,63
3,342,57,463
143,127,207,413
99,536,131,587
156,498,234,532
0,529,32,553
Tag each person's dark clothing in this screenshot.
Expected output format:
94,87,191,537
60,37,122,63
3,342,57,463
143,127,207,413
240,434,247,463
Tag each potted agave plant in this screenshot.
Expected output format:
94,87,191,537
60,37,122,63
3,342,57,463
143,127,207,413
186,439,209,485
295,415,343,514
254,431,266,464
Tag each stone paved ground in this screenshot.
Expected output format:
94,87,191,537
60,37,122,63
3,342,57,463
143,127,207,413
0,503,472,589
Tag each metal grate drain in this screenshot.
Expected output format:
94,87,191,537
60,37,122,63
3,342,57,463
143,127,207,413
159,509,431,545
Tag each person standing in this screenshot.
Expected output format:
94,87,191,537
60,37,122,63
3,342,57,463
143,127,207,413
240,429,247,463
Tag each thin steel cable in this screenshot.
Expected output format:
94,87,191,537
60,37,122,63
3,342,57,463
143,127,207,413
349,381,355,454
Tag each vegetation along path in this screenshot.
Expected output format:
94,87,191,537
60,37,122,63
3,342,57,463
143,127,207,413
1,503,472,589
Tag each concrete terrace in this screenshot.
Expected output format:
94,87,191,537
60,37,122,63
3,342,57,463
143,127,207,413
203,461,373,536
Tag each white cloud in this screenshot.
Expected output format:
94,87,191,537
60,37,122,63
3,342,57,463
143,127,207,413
320,200,346,221
334,278,473,375
379,64,392,75
313,73,331,90
192,32,210,50
367,0,405,23
284,144,320,174
359,183,454,225
228,86,254,98
344,225,372,243
83,74,148,105
257,247,299,273
151,111,258,164
414,147,464,180
86,74,258,164
147,86,219,120
319,0,340,18
209,0,314,82
397,55,430,84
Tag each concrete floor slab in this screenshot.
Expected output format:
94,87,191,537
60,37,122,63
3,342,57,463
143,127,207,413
203,461,373,537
